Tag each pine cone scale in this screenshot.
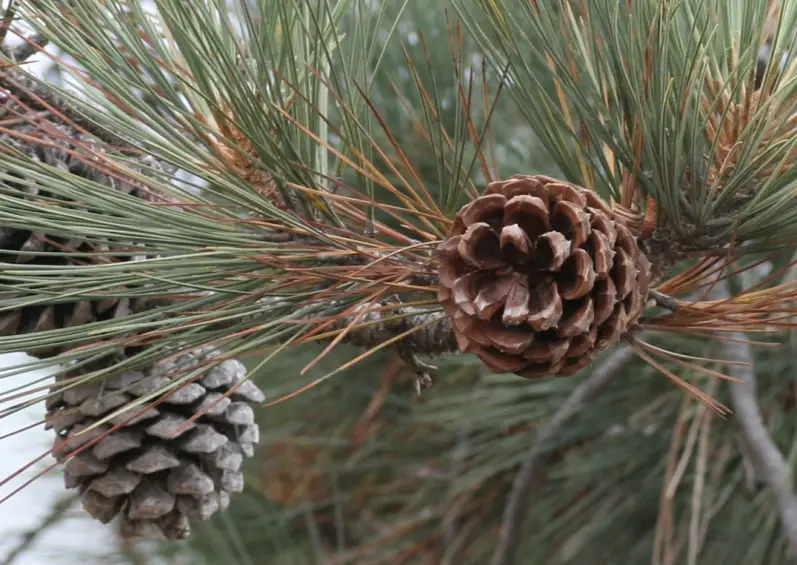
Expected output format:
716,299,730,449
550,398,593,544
127,478,175,520
501,274,530,325
527,279,562,331
499,224,531,256
536,231,569,271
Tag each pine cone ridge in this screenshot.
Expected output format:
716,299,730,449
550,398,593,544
48,346,265,540
437,175,651,378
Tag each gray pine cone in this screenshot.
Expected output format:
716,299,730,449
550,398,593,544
47,346,265,539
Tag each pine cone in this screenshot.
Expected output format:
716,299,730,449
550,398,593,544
0,124,169,357
437,175,651,378
47,346,265,539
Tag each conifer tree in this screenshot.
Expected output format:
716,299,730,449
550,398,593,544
3,1,797,564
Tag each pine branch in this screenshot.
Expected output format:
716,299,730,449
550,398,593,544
716,279,797,563
342,302,456,356
490,343,640,565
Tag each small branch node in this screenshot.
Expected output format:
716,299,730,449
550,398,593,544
398,343,436,395
650,289,679,312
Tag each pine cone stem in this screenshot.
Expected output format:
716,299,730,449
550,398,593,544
649,289,678,312
342,303,458,356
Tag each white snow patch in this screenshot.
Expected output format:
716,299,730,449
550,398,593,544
0,353,115,565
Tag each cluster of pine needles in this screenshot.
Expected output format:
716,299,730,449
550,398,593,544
3,0,797,564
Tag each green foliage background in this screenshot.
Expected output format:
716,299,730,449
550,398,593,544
5,1,797,564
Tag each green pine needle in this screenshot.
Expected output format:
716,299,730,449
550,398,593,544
454,0,797,252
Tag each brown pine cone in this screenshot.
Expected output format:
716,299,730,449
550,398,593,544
0,124,169,358
437,175,651,378
47,346,264,540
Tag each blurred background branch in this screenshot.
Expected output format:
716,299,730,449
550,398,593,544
1,492,79,565
492,343,640,565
